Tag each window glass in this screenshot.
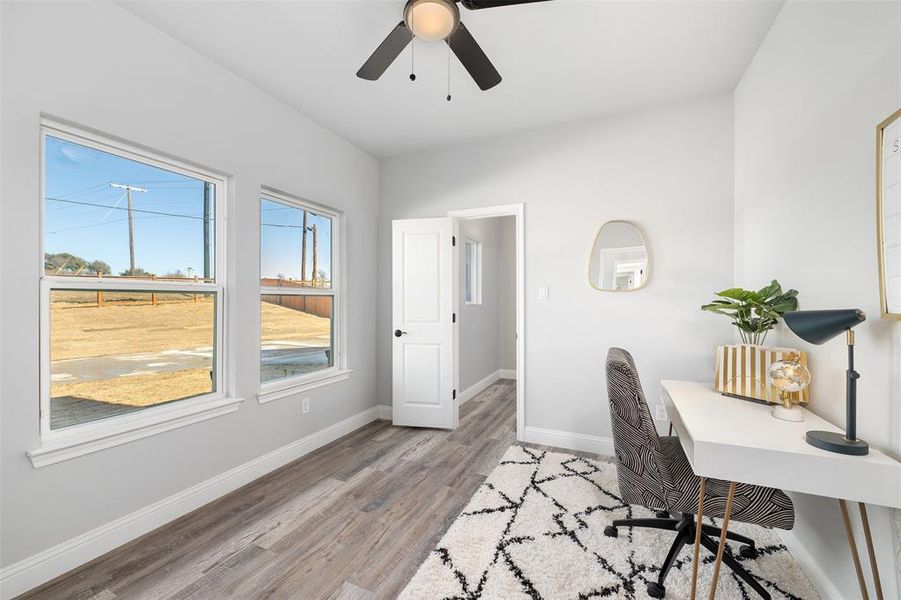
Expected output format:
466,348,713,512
260,198,332,288
464,239,481,305
49,290,216,430
261,295,334,382
44,135,215,281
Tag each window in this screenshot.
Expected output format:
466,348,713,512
40,123,227,436
464,238,482,305
260,192,344,397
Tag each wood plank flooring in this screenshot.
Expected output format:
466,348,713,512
21,380,519,600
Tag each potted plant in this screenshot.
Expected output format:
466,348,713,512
701,280,799,346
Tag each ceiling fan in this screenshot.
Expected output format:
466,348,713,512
356,0,551,92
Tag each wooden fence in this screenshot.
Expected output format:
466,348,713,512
260,278,332,319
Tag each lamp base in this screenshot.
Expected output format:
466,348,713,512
806,430,869,456
771,404,805,422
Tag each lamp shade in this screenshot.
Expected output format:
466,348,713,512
783,309,865,345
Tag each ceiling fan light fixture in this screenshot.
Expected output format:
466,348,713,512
404,0,460,42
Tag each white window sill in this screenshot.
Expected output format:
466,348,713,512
258,368,353,404
28,395,244,469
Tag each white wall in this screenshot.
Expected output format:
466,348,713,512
734,1,901,597
378,94,736,441
0,0,378,576
459,216,515,391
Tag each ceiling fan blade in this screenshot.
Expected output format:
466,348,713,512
461,0,552,10
446,22,501,91
356,21,413,81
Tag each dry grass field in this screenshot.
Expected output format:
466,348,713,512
52,369,214,407
51,297,329,360
50,297,330,408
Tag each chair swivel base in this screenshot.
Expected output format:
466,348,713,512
604,515,769,599
806,430,869,455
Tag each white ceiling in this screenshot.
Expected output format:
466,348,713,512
118,0,783,157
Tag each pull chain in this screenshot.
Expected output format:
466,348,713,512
409,13,416,81
446,44,452,101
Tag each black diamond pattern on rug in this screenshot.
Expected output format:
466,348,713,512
399,445,818,600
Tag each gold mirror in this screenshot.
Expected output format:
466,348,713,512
588,220,650,291
877,108,901,319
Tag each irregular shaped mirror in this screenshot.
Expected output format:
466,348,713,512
589,221,650,291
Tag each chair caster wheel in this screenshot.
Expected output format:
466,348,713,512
739,544,758,559
655,510,670,518
647,582,666,598
603,526,618,538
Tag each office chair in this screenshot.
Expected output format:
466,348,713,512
604,348,795,599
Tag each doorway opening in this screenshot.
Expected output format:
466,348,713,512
449,204,524,441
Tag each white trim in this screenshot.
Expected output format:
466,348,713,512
39,119,230,439
459,370,502,405
4,404,383,599
258,368,353,404
447,204,525,442
28,396,245,468
777,529,844,600
499,369,517,380
521,426,615,456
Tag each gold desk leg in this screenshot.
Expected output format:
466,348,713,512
708,481,736,600
690,477,706,600
839,499,870,600
858,503,883,600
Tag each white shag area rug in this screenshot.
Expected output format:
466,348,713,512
400,445,818,599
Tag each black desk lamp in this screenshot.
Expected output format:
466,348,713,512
783,309,868,455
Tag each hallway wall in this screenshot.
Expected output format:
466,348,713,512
458,216,516,392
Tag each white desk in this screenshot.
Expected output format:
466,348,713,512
662,380,901,599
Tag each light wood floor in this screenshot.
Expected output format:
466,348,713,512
22,380,519,600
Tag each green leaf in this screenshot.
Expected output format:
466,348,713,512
756,280,781,300
716,288,760,302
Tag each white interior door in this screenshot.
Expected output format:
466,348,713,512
392,217,458,429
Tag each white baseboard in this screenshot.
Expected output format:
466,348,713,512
521,426,614,456
0,405,384,600
777,529,844,600
459,370,502,405
498,369,516,380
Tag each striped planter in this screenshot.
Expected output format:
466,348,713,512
714,345,810,405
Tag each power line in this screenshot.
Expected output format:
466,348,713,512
45,196,305,228
47,196,204,220
47,214,166,235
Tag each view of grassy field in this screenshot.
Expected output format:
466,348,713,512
50,297,330,414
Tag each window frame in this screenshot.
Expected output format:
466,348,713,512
38,120,232,443
258,189,348,403
464,238,483,306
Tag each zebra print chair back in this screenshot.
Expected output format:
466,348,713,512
605,348,669,510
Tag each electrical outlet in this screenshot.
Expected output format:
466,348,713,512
301,398,311,414
655,404,667,421
538,286,549,301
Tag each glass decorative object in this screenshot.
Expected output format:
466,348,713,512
767,353,811,422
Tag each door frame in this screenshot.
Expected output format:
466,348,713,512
447,203,525,442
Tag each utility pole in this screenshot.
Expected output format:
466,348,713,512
202,182,212,280
312,224,318,287
301,210,308,284
110,183,147,276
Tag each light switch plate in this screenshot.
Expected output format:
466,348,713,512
655,404,667,421
301,398,311,414
538,286,549,301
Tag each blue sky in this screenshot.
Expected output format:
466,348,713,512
44,136,331,282
261,199,332,283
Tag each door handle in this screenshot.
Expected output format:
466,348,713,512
394,329,408,337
